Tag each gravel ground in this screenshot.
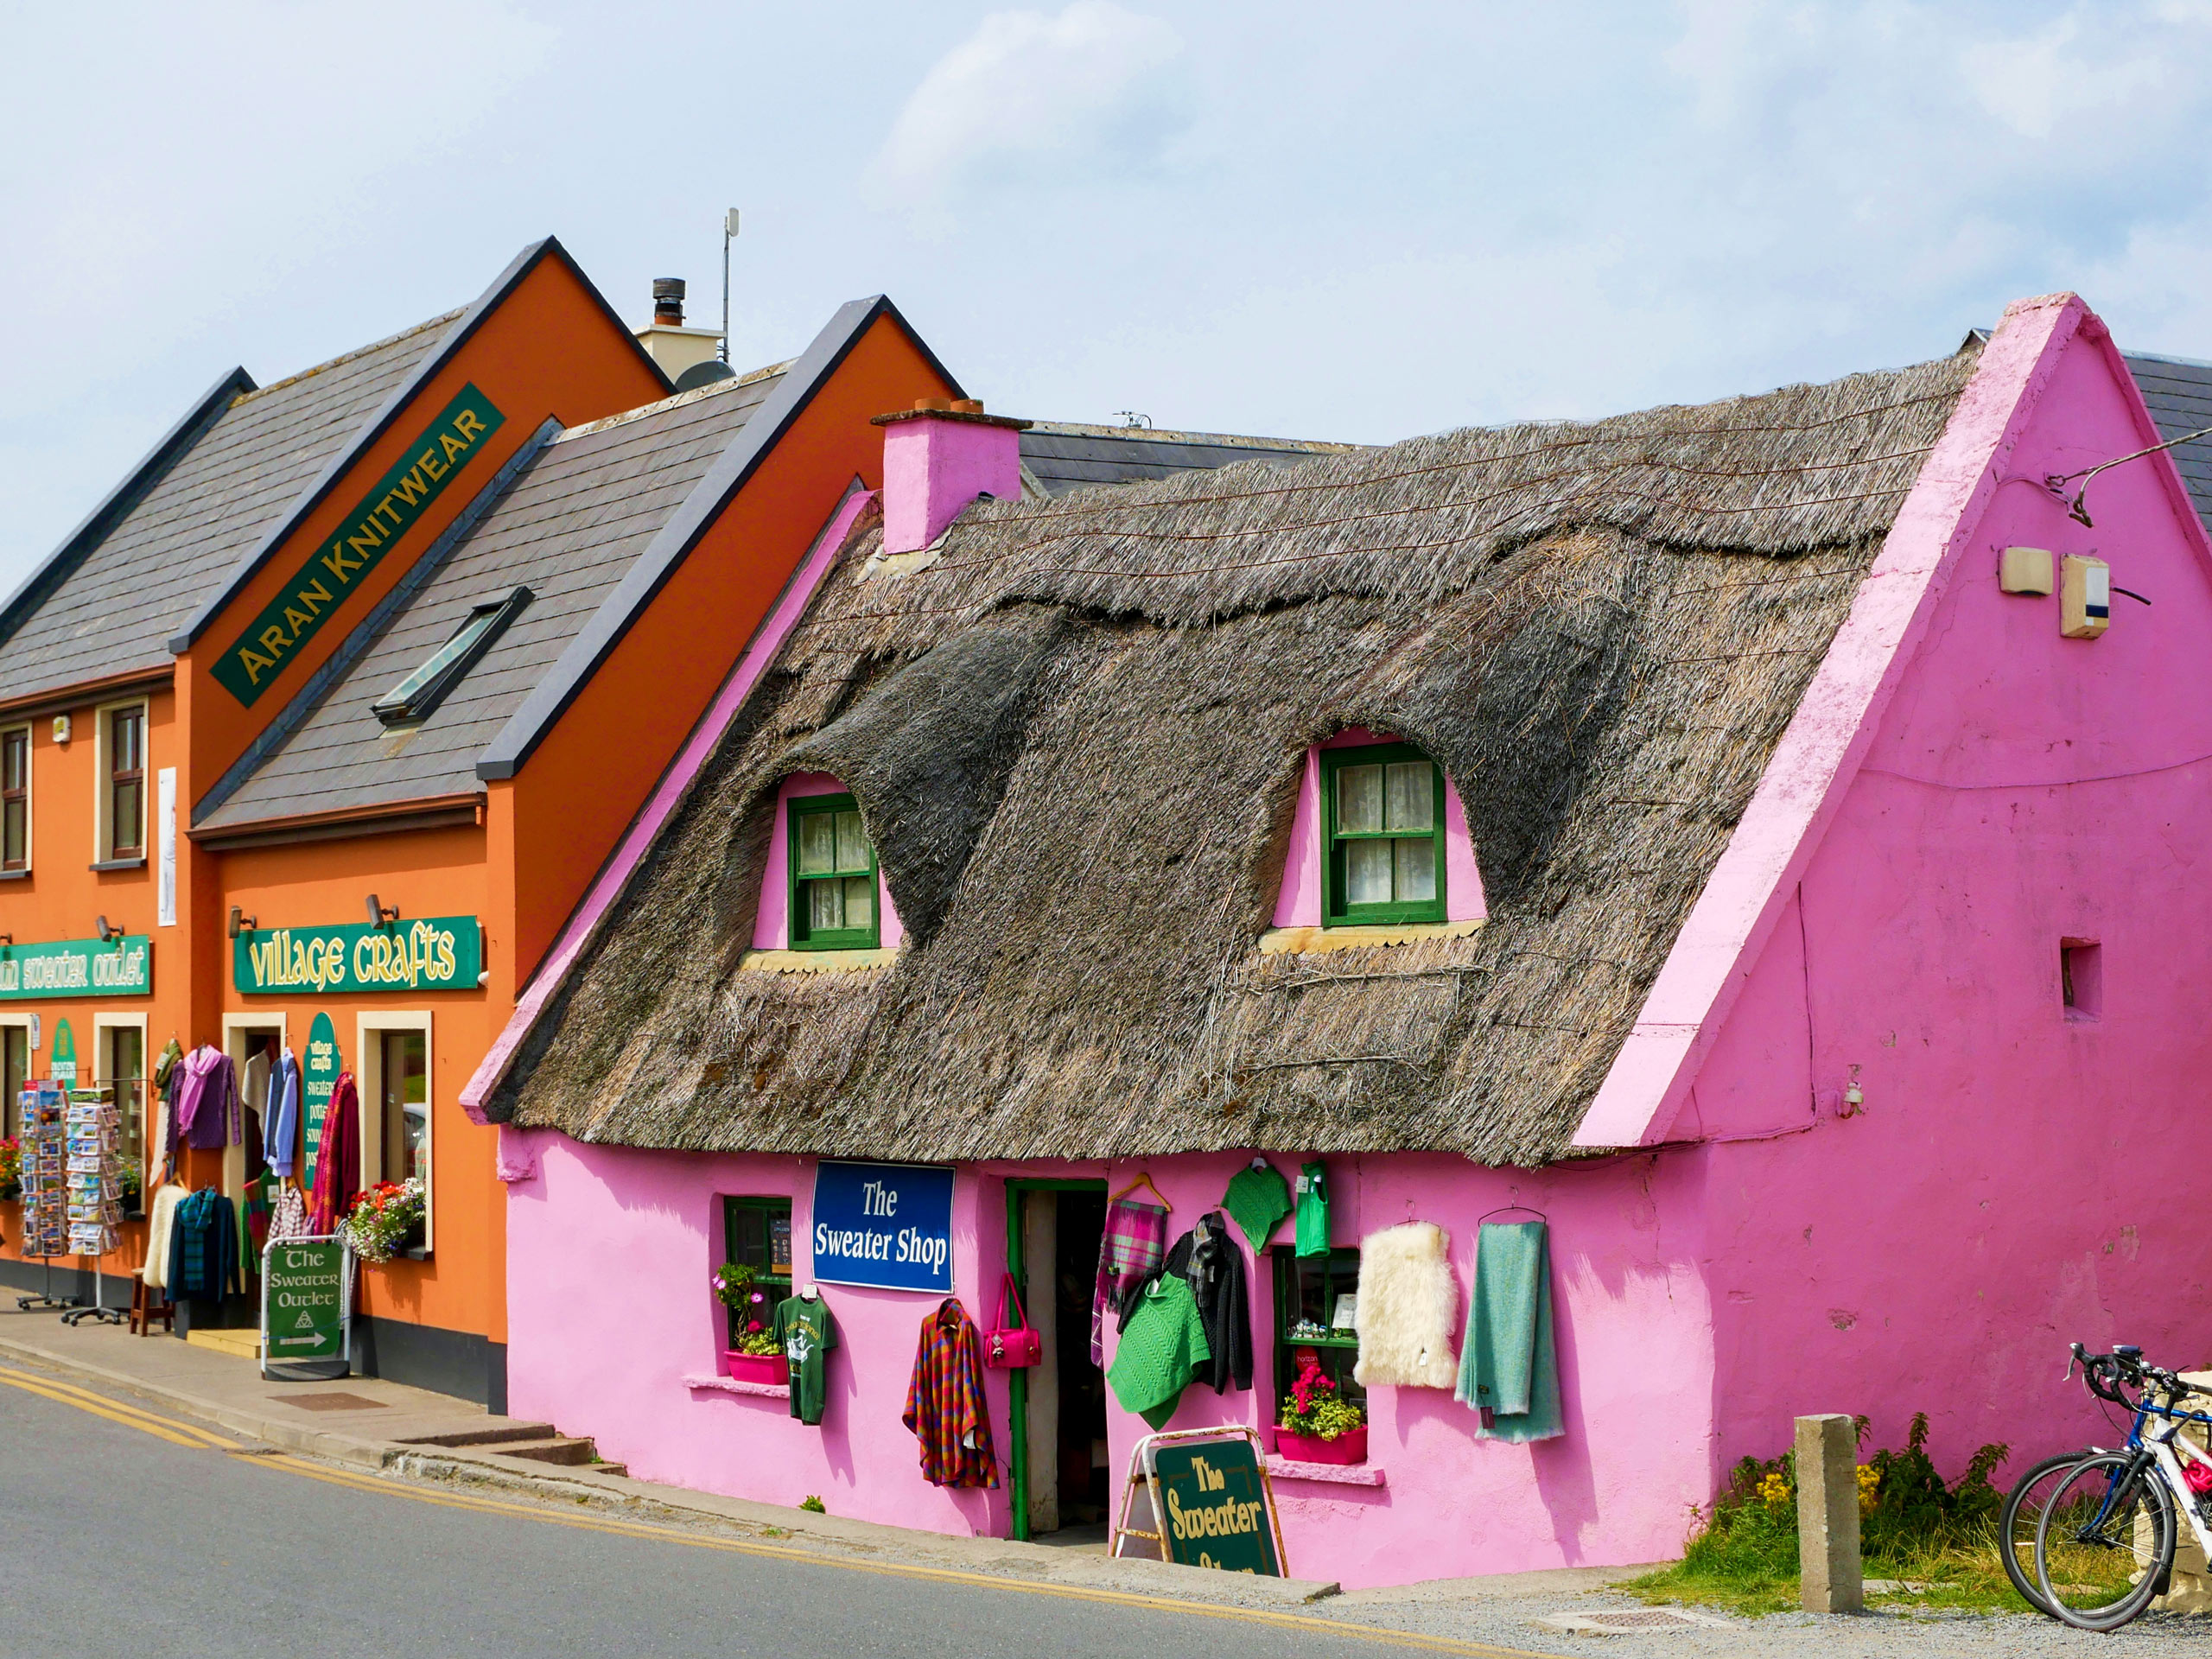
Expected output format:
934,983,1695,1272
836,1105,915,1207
1309,1590,2212,1656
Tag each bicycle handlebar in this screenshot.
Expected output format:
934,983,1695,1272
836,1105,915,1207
2070,1340,2208,1407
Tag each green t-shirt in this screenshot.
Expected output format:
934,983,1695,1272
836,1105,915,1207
1294,1162,1331,1257
772,1294,839,1426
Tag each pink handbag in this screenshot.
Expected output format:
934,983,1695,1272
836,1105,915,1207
984,1273,1044,1368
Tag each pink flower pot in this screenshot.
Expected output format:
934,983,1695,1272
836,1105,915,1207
721,1351,790,1386
1274,1426,1367,1465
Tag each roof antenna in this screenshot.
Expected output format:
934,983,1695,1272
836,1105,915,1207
721,208,741,365
1114,410,1152,429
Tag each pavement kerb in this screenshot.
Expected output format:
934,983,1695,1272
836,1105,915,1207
0,1327,1346,1607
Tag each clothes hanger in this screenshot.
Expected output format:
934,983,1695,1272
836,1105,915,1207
1478,1198,1548,1224
1110,1171,1173,1210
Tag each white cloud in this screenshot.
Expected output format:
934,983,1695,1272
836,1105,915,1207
867,3,1188,225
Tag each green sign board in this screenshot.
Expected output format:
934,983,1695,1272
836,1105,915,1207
214,385,506,706
302,1012,340,1180
262,1237,351,1368
0,936,151,1001
1152,1440,1281,1576
234,918,481,996
48,1019,76,1085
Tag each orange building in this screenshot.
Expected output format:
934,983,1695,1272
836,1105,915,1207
1,237,1348,1402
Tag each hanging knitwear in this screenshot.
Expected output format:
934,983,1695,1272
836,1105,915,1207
1294,1161,1331,1257
1456,1221,1563,1442
1219,1160,1291,1252
1108,1272,1211,1431
1090,1197,1168,1366
904,1299,999,1488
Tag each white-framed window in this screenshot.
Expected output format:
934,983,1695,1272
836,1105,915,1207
92,699,149,865
0,1013,32,1141
93,1012,148,1195
358,1009,432,1255
1,723,30,873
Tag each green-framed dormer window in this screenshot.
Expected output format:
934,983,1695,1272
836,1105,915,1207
788,792,879,950
1322,741,1446,925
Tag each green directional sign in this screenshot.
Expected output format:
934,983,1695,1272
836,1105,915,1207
302,1012,340,1180
263,1237,350,1368
49,1019,76,1084
1152,1439,1281,1576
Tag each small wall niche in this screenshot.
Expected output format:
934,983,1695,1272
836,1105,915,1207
2061,938,2102,1021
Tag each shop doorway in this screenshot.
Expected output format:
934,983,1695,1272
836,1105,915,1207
1006,1179,1109,1543
220,1018,281,1198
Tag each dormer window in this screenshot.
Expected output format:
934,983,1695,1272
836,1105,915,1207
1323,741,1446,925
789,793,879,950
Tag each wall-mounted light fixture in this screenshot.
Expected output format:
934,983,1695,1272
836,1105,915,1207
227,906,256,940
0,933,15,947
365,894,400,926
95,915,122,943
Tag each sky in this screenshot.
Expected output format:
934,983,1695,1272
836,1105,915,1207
7,0,2212,592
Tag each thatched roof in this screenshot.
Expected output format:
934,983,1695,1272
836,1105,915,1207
486,343,1984,1166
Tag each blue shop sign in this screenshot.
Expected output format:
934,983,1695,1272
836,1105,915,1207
810,1160,955,1293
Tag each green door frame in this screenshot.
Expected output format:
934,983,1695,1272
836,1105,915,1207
1003,1177,1109,1543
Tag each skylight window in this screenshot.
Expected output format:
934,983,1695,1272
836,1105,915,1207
372,587,531,728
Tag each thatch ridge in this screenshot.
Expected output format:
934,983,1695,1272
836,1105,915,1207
490,346,1982,1166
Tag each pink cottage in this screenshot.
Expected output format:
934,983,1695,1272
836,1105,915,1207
464,292,2212,1588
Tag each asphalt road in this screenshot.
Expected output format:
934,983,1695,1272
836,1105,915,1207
0,1370,1497,1659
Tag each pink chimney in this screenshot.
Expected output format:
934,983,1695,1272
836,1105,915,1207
871,398,1030,555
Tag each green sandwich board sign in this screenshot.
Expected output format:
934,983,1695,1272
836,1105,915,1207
215,385,505,707
1150,1438,1282,1576
262,1236,353,1375
0,936,151,1001
234,917,481,996
302,1012,340,1179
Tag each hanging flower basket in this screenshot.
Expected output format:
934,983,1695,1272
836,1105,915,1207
1276,1425,1368,1465
341,1177,427,1264
721,1350,791,1385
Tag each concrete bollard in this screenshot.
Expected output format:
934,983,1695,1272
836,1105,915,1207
1796,1414,1863,1614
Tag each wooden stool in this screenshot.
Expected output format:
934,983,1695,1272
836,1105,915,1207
128,1273,172,1337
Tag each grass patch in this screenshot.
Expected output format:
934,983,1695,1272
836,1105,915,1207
1624,1414,2035,1618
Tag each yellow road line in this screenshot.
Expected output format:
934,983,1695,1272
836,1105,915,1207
0,1368,224,1450
258,1452,1560,1658
0,1366,239,1450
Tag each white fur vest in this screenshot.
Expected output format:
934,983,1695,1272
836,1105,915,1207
1351,1222,1459,1389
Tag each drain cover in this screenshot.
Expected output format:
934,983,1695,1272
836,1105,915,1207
272,1391,389,1412
1535,1608,1734,1635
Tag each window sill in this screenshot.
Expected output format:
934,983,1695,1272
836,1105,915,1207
88,856,146,873
739,947,899,976
1265,1454,1387,1487
683,1372,791,1400
0,869,27,881
1259,918,1483,956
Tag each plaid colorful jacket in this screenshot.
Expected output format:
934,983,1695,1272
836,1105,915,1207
903,1299,1000,1489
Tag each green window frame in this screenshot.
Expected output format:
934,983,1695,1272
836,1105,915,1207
786,791,880,950
1321,741,1446,926
1272,1246,1365,1416
721,1195,794,1347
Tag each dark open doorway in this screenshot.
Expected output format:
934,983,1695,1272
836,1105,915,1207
1007,1180,1109,1541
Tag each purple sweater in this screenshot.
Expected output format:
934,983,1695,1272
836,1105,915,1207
175,1047,238,1150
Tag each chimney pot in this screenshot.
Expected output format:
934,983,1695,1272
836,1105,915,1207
912,397,953,413
952,399,984,415
652,277,686,326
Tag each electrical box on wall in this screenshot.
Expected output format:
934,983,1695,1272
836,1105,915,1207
50,715,69,743
2061,555,2111,639
1999,546,2054,594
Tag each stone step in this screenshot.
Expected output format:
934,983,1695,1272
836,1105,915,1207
499,1437,602,1468
395,1421,560,1449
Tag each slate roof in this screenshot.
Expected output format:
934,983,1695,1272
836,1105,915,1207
195,366,786,830
2123,351,2212,532
0,313,459,706
1018,422,1362,496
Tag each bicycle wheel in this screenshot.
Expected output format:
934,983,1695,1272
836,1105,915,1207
2000,1450,2096,1617
2034,1451,2177,1630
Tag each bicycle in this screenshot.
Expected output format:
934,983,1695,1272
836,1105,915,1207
1999,1448,2103,1617
2031,1342,2212,1630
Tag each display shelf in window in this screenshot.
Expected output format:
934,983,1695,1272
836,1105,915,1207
1321,741,1446,926
787,793,880,950
1273,1246,1365,1412
720,1195,794,1351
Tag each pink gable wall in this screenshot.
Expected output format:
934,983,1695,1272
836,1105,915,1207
1681,304,2212,1474
1273,728,1486,927
753,772,906,950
